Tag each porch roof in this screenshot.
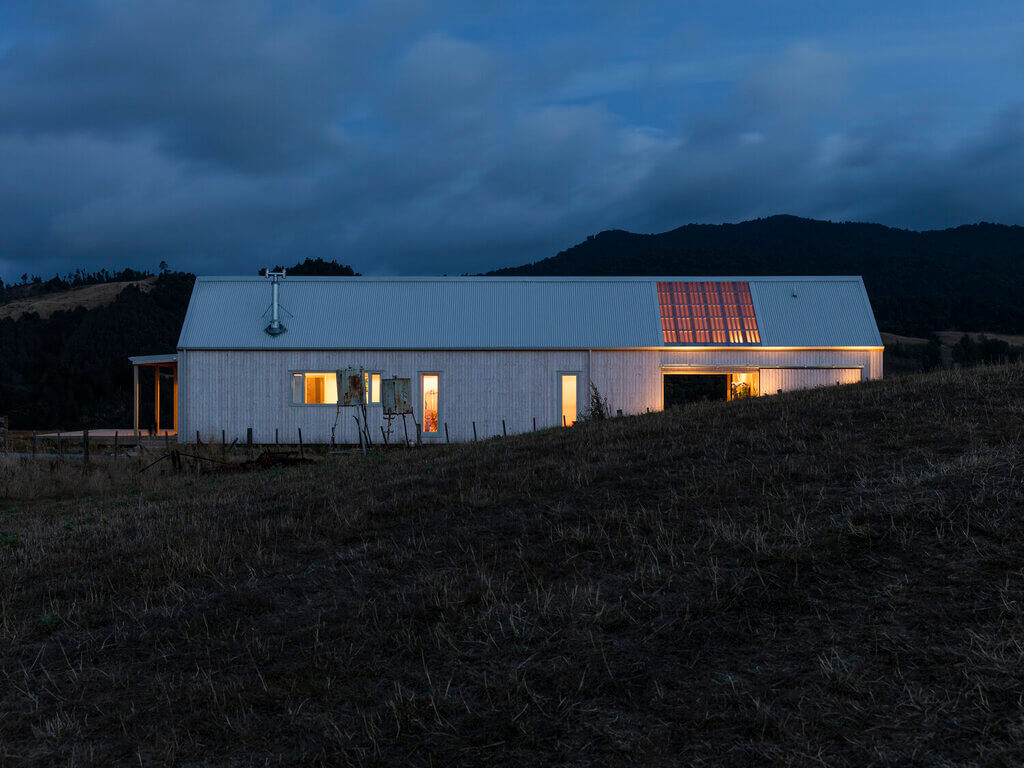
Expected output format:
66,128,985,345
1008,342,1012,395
129,354,178,366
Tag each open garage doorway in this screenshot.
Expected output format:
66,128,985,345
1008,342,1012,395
663,371,759,409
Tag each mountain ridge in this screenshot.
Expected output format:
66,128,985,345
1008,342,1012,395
490,214,1024,334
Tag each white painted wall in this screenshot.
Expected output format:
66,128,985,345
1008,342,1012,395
179,347,882,444
759,367,863,395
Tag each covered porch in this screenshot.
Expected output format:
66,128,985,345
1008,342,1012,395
130,354,178,437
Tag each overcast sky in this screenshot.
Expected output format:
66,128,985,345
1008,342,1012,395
1,0,1022,280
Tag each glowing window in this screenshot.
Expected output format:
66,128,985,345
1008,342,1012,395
291,372,338,404
560,374,578,427
421,374,439,433
364,372,382,404
657,281,760,345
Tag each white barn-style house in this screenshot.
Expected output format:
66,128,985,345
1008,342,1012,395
156,275,882,444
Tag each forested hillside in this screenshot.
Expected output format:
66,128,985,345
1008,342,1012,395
0,259,356,429
0,273,195,429
492,215,1024,336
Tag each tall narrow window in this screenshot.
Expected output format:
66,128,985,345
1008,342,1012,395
561,374,578,427
422,374,439,433
364,372,382,404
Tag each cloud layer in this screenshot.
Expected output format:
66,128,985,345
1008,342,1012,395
0,0,1022,279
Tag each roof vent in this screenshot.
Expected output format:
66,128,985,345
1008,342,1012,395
264,269,287,336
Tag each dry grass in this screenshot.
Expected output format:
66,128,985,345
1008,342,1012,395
0,278,156,321
935,330,1024,347
3,364,1024,766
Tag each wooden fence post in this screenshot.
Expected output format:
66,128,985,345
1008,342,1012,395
113,431,118,459
196,430,201,446
532,417,536,432
275,427,279,446
83,429,90,464
221,429,226,459
381,426,389,446
247,428,253,457
57,430,63,458
444,422,449,444
502,419,507,438
472,421,477,442
298,427,303,457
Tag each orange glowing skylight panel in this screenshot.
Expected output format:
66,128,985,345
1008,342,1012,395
657,281,761,345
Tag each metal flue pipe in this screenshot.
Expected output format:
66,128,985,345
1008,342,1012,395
264,269,287,336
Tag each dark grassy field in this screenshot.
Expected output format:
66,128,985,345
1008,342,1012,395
3,365,1024,766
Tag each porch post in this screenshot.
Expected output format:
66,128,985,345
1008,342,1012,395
173,364,178,434
133,364,139,437
155,365,161,433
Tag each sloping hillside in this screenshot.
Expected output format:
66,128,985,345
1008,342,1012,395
0,277,157,321
0,260,356,430
491,215,1024,335
0,272,195,429
3,365,1024,765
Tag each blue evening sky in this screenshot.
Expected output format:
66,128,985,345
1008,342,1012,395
0,0,1022,278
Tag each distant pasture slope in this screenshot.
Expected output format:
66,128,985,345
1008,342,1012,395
0,277,157,321
3,363,1024,765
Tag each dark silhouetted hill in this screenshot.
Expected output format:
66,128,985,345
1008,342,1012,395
490,215,1024,335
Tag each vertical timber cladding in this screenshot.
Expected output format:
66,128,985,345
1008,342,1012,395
183,349,593,444
759,367,863,395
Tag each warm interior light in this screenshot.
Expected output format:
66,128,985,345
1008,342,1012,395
364,372,382,404
302,373,338,404
561,374,577,427
657,281,761,345
422,374,439,432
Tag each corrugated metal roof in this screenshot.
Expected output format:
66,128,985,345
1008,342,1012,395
177,276,882,350
749,278,883,347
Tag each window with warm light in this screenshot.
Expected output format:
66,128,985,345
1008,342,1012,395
291,372,339,405
560,373,578,427
421,374,439,433
657,281,760,345
364,372,382,405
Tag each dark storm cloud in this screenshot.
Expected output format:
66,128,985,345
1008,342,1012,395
0,0,419,171
0,1,1023,281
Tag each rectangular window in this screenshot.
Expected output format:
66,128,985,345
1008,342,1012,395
364,372,382,404
560,373,578,427
291,372,339,405
421,373,439,433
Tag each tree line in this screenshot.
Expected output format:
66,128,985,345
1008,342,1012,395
0,259,356,429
